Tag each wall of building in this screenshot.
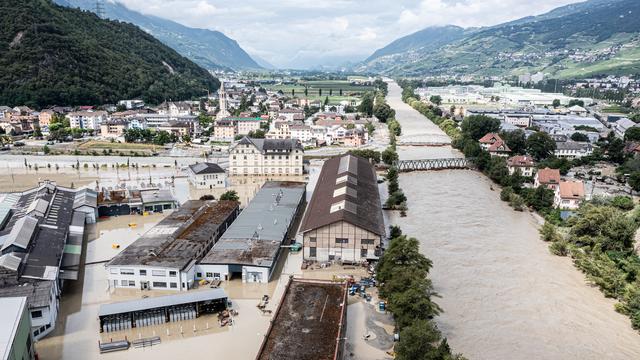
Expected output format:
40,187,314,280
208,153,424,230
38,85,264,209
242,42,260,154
229,143,303,176
302,221,381,263
107,266,183,291
242,266,270,283
9,304,35,360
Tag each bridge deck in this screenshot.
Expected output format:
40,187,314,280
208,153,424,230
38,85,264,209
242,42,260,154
394,158,471,172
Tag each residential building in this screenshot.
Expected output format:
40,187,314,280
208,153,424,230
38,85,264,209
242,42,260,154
289,124,314,144
117,100,145,110
228,137,304,176
0,297,35,360
554,181,586,210
504,113,532,127
213,119,237,141
0,182,97,340
507,155,536,177
187,162,226,189
198,182,306,283
37,110,56,128
278,108,304,122
534,168,561,190
479,133,503,151
300,155,384,263
66,111,107,130
554,141,593,159
156,101,193,117
99,119,128,138
105,200,240,291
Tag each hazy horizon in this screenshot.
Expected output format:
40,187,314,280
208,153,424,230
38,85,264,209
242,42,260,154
115,0,582,69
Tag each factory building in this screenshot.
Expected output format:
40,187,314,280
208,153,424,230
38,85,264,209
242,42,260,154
0,182,97,340
300,154,385,263
198,182,306,283
105,200,240,291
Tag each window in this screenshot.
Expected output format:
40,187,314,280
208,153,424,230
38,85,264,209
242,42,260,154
109,268,118,274
152,270,166,277
31,310,43,319
309,247,317,257
309,237,316,242
197,272,202,278
121,280,128,286
170,283,178,289
361,248,368,258
129,281,135,287
120,269,134,275
206,272,213,277
169,271,177,277
335,238,349,244
139,270,147,276
214,273,220,279
153,282,167,288
361,239,375,245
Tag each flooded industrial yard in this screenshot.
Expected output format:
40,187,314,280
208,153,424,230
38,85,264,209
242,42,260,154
385,81,640,359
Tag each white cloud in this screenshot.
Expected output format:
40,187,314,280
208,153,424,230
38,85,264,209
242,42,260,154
116,0,583,69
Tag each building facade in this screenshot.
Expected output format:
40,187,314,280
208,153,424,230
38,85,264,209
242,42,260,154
300,154,385,263
228,137,304,176
187,162,226,189
0,297,35,360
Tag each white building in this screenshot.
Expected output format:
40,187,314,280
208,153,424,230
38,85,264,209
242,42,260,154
117,100,145,110
506,155,536,177
554,141,593,159
187,162,226,189
554,181,586,210
66,111,107,130
228,137,304,176
105,200,239,291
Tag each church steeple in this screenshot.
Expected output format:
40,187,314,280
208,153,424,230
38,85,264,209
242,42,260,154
217,81,230,120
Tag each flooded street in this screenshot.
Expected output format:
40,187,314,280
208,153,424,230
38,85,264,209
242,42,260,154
385,81,640,359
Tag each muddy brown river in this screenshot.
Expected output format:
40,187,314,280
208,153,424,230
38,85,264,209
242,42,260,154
385,81,640,359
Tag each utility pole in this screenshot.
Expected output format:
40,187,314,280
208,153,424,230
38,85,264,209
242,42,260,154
95,0,106,19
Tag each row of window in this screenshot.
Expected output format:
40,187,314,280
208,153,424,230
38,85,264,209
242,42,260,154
114,268,177,277
196,272,222,278
308,247,369,258
118,279,178,288
308,237,375,245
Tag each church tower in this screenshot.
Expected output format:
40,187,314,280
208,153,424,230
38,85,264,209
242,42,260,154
216,81,231,120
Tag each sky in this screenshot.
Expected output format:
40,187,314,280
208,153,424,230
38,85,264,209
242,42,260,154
114,0,583,69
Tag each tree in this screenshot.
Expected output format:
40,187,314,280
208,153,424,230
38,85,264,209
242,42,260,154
181,134,191,143
501,129,526,155
526,132,556,160
629,172,640,193
395,320,458,360
382,147,399,166
429,95,442,106
373,103,395,123
248,129,266,139
552,99,561,108
525,186,555,211
358,92,374,116
568,99,585,107
607,138,625,164
460,115,501,141
571,132,590,142
625,127,640,142
220,190,239,202
43,145,50,154
348,149,380,164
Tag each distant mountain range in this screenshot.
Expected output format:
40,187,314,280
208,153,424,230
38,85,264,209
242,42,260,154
359,0,640,78
0,0,219,108
55,0,262,71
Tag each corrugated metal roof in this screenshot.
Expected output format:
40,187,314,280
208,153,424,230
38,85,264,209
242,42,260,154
98,288,228,317
0,216,38,252
0,253,22,272
0,296,28,360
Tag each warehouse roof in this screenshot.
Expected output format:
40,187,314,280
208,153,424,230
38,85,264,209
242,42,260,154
107,200,239,269
98,288,228,317
300,154,384,236
201,182,305,267
189,162,225,175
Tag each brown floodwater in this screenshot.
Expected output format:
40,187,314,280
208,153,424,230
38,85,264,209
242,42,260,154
385,81,640,359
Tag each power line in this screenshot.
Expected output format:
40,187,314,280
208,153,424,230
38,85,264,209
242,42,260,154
95,0,106,19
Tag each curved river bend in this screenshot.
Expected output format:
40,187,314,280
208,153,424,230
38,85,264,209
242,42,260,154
386,81,640,359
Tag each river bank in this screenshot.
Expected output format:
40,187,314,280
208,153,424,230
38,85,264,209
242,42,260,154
385,80,640,359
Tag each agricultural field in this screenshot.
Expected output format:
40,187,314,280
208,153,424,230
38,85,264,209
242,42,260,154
263,80,373,101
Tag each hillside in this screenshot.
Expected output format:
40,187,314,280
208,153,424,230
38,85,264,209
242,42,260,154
56,0,261,71
0,0,219,108
359,0,640,78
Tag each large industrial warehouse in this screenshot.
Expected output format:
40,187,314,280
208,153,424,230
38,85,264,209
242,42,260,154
198,182,306,283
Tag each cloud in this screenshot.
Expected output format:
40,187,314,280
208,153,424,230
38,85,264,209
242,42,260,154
116,0,582,69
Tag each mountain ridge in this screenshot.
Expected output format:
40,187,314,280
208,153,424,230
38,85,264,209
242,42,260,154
360,0,640,78
0,0,219,108
55,0,262,71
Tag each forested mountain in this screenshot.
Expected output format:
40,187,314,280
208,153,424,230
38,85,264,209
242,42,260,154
359,0,640,78
55,0,261,71
0,0,219,108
